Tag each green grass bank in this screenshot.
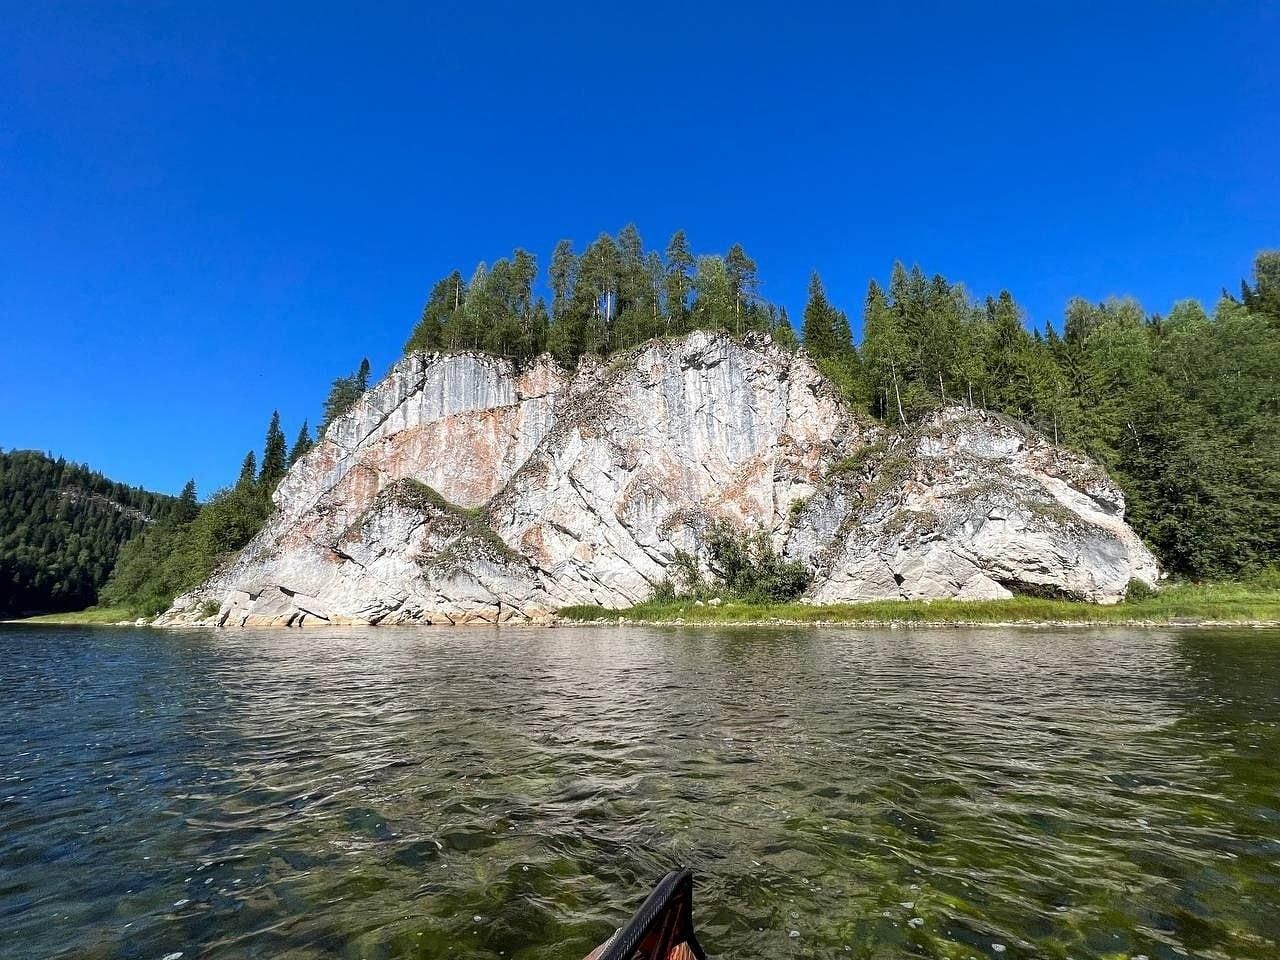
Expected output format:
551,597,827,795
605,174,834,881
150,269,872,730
5,606,135,625
560,576,1280,626
10,577,1279,627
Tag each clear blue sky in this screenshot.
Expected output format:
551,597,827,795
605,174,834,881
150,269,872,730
1,2,1276,496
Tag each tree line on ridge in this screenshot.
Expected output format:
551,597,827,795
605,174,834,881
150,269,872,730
81,229,1280,615
398,227,1280,580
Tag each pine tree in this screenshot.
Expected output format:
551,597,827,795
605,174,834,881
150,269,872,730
772,306,798,349
614,224,652,348
574,234,622,354
862,278,910,422
405,272,462,353
511,249,538,358
645,251,665,336
664,231,695,332
725,243,759,334
482,258,523,357
985,291,1032,414
548,240,577,322
458,263,489,350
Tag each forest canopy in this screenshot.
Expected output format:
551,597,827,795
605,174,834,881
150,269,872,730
402,230,1279,580
11,232,1275,618
0,450,176,615
403,227,793,362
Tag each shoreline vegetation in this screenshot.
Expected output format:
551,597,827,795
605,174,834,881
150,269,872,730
7,606,137,625
7,577,1280,628
6,241,1275,624
561,576,1280,627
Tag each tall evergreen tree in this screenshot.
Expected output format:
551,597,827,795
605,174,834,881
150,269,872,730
801,272,850,360
405,272,463,353
236,451,257,491
259,411,287,490
573,234,622,354
322,359,371,430
664,231,695,332
548,240,577,322
288,422,313,465
861,278,910,422
687,256,731,331
614,224,653,348
725,243,759,333
174,480,200,523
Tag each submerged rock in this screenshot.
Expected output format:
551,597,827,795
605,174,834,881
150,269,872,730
160,332,1157,626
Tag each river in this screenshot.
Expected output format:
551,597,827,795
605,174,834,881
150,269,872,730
1,625,1277,959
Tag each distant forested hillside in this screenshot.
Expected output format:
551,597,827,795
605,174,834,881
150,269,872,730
0,451,176,615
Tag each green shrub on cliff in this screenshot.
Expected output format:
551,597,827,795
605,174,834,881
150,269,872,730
654,521,811,604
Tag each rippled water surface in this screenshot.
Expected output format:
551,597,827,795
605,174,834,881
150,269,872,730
2,625,1278,959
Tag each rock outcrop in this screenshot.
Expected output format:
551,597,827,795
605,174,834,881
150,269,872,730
160,332,1158,626
790,409,1157,603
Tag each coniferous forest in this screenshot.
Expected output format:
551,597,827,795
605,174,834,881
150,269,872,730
8,228,1278,617
402,227,1280,580
0,451,176,615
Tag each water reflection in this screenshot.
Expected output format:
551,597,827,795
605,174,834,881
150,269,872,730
1,625,1277,959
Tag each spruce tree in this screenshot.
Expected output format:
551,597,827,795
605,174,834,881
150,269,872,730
511,249,538,357
236,451,257,491
574,234,622,354
459,264,489,350
175,480,200,523
691,257,734,331
802,272,846,360
614,224,652,348
288,422,313,465
643,251,666,337
259,411,288,490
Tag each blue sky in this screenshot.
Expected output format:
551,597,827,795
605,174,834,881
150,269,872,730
1,2,1276,495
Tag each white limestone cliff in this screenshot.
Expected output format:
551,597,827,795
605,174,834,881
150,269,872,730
159,332,1158,626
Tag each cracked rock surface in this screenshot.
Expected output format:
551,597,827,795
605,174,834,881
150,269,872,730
159,332,1158,626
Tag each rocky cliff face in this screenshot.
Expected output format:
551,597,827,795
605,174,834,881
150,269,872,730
161,332,1158,625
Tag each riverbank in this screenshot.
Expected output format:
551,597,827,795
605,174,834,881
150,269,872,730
10,577,1279,628
4,606,136,625
559,577,1280,627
